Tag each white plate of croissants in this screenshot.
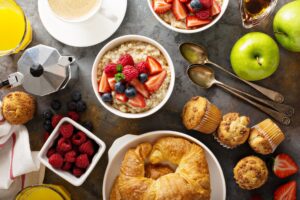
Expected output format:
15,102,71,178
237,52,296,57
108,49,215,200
103,130,226,200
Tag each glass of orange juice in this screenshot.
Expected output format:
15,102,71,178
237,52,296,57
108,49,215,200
0,0,32,56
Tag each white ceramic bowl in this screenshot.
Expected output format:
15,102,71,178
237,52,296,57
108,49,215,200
91,35,175,119
147,0,229,34
38,117,106,186
102,130,226,200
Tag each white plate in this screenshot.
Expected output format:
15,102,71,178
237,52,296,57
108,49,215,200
103,130,226,200
38,0,127,47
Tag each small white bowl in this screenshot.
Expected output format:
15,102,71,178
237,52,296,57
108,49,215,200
91,35,175,119
38,117,106,186
147,0,229,34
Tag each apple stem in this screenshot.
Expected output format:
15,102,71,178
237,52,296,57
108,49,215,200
274,31,287,36
256,57,262,66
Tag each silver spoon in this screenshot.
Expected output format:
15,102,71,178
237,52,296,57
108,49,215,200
187,64,291,125
180,42,285,103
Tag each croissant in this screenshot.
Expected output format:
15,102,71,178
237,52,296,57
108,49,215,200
110,137,211,200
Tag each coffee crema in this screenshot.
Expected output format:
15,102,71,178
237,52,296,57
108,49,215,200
48,0,99,20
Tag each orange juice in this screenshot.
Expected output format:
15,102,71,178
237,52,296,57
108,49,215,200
0,0,32,56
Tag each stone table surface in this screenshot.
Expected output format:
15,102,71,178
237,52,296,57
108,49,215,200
0,0,299,199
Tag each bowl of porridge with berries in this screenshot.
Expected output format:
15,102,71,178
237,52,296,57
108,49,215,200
92,35,175,118
148,0,229,33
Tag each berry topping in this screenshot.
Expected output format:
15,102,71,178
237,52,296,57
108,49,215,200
51,114,63,128
98,73,111,93
125,86,137,98
195,9,211,20
102,93,113,102
200,0,212,8
118,54,134,67
145,70,167,93
211,0,221,16
104,63,118,77
73,167,84,177
123,65,139,82
51,100,62,111
72,131,87,146
274,181,296,200
108,77,116,90
130,79,150,98
165,0,173,2
79,140,95,156
138,73,148,83
75,154,90,169
273,153,298,178
64,150,77,163
49,153,64,169
128,93,146,108
172,0,187,20
82,121,94,131
60,123,74,138
153,0,172,14
186,16,211,28
43,120,53,132
72,91,82,102
42,110,53,120
47,147,56,158
57,138,72,152
115,82,126,94
62,162,73,171
190,0,202,12
136,62,149,74
115,93,129,103
146,56,163,75
76,101,87,112
67,111,80,122
67,101,77,111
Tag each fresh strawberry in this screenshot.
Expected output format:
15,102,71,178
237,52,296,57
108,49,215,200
200,0,212,8
98,73,111,93
274,181,296,200
172,0,187,20
108,77,116,90
123,65,139,82
118,54,134,66
130,79,150,98
145,70,167,93
273,153,298,178
115,93,128,102
146,56,163,75
186,16,211,28
211,0,221,16
165,0,173,3
136,62,149,74
195,9,211,20
153,0,172,14
128,94,146,108
104,63,117,77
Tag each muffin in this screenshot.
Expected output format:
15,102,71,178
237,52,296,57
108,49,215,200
215,113,250,148
2,91,35,125
248,119,285,155
233,156,268,190
182,96,222,134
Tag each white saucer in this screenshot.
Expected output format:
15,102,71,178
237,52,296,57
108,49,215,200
38,0,127,47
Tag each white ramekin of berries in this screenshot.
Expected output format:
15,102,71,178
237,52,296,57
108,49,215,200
91,35,175,118
148,0,229,33
38,117,106,186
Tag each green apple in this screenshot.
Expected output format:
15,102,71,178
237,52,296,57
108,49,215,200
273,0,300,52
230,32,280,81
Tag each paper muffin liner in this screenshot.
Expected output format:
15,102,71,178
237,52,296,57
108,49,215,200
193,100,222,134
252,119,285,152
213,133,235,149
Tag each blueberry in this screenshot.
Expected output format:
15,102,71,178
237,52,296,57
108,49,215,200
125,87,137,98
102,93,113,102
42,110,53,120
82,121,94,131
67,101,77,111
138,73,148,83
51,99,61,111
72,91,82,102
43,120,53,132
115,82,126,94
76,101,87,112
190,0,202,11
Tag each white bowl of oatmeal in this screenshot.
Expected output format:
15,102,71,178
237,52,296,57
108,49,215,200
147,0,229,34
91,35,175,118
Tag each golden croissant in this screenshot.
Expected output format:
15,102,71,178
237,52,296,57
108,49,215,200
110,137,211,200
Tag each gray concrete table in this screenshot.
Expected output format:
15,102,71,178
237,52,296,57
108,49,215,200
0,0,299,199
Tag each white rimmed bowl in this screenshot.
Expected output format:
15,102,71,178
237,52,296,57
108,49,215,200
91,35,175,119
102,130,226,200
147,0,229,34
38,117,106,186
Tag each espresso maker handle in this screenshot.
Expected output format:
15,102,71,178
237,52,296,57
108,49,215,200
0,72,24,89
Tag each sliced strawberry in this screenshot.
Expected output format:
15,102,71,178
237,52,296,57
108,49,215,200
128,94,146,108
211,0,221,16
274,181,296,200
186,3,196,13
145,70,167,93
186,16,211,28
172,0,187,20
98,73,111,93
146,56,163,75
108,77,116,91
165,0,173,3
115,93,128,103
179,0,190,2
130,79,150,98
153,0,172,14
273,153,298,178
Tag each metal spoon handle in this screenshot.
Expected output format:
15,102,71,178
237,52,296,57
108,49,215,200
208,61,284,103
221,84,294,117
216,82,291,125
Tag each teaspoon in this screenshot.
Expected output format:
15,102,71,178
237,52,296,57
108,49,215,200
180,42,285,103
187,64,291,125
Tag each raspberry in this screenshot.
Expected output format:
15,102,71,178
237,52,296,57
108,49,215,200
79,140,94,156
195,10,211,20
75,154,90,169
49,153,63,169
67,111,80,122
44,132,50,142
104,63,118,77
51,114,63,128
123,65,139,82
136,62,149,74
47,147,56,158
72,131,87,146
73,167,84,177
57,138,72,152
64,150,77,163
60,123,74,138
200,0,212,8
62,162,73,171
118,54,134,66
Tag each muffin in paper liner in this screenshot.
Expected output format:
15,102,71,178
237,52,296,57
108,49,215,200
248,119,285,155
